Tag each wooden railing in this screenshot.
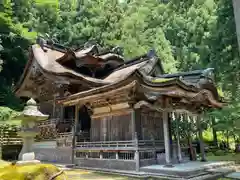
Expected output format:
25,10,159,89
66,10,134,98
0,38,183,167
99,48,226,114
75,140,166,150
0,137,22,145
37,118,74,127
56,132,73,147
138,140,164,148
37,118,58,127
75,140,135,149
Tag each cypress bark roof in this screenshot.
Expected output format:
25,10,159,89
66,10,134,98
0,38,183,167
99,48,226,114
14,38,223,111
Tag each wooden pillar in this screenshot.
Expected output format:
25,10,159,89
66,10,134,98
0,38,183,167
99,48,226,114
133,109,140,171
168,113,173,159
72,104,79,164
116,151,119,160
175,113,182,162
162,97,173,166
135,150,140,171
196,115,206,162
100,151,103,159
57,83,65,124
163,111,172,165
103,117,107,141
131,110,136,140
52,95,56,118
59,105,64,123
134,132,140,172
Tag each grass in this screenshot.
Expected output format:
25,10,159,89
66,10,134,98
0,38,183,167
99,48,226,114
207,153,240,163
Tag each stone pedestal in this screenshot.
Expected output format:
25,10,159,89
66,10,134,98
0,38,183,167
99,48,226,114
17,152,40,165
18,132,37,160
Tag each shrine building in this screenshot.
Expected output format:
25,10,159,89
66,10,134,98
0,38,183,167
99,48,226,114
14,38,223,171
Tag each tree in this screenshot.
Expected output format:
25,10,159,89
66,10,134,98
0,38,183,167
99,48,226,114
209,103,240,148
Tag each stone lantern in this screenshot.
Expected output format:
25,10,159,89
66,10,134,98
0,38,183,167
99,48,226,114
15,98,49,160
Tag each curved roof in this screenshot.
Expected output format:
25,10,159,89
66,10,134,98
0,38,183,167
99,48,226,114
14,43,160,98
58,72,223,109
14,39,223,111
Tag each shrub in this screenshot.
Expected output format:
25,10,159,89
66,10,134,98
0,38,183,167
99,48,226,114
214,150,226,156
206,152,214,156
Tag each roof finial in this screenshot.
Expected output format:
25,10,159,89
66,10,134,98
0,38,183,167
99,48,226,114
147,49,156,58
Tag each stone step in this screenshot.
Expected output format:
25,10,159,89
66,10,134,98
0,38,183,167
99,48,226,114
225,171,240,179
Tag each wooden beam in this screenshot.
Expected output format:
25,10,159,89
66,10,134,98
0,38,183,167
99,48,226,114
133,100,199,115
61,81,137,106
93,102,130,115
91,109,132,119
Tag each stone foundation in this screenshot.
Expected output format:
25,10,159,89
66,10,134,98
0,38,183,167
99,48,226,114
33,141,72,164
75,158,136,171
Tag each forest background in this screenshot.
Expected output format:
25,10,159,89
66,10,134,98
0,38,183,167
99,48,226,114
0,0,239,148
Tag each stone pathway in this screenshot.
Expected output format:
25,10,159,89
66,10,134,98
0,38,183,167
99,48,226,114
64,170,138,180
60,163,240,180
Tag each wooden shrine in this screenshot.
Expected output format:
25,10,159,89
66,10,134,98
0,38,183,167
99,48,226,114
14,38,223,171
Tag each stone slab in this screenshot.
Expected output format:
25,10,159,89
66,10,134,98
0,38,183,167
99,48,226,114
22,152,35,161
226,172,240,179
16,160,40,165
140,161,234,178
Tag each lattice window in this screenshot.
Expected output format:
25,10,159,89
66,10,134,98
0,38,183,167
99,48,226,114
140,151,155,159
88,152,100,158
119,151,134,160
76,151,86,158
102,152,115,159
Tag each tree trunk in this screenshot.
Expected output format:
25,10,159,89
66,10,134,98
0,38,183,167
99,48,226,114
188,135,196,161
226,131,230,150
211,117,218,147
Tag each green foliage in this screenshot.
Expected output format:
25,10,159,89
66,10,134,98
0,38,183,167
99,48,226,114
0,106,20,122
214,150,226,156
209,104,240,132
0,0,238,142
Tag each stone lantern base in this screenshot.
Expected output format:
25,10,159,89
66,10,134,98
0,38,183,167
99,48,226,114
18,136,35,160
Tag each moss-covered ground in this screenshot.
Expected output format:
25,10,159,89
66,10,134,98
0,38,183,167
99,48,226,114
0,161,67,180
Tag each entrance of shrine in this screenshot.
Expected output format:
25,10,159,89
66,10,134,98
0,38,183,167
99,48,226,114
76,105,92,142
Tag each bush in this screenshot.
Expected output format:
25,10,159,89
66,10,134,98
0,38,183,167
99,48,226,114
214,150,226,156
206,152,215,156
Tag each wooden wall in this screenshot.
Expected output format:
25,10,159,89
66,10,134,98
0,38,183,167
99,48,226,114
90,112,132,141
39,101,53,117
137,108,164,141
89,108,164,142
